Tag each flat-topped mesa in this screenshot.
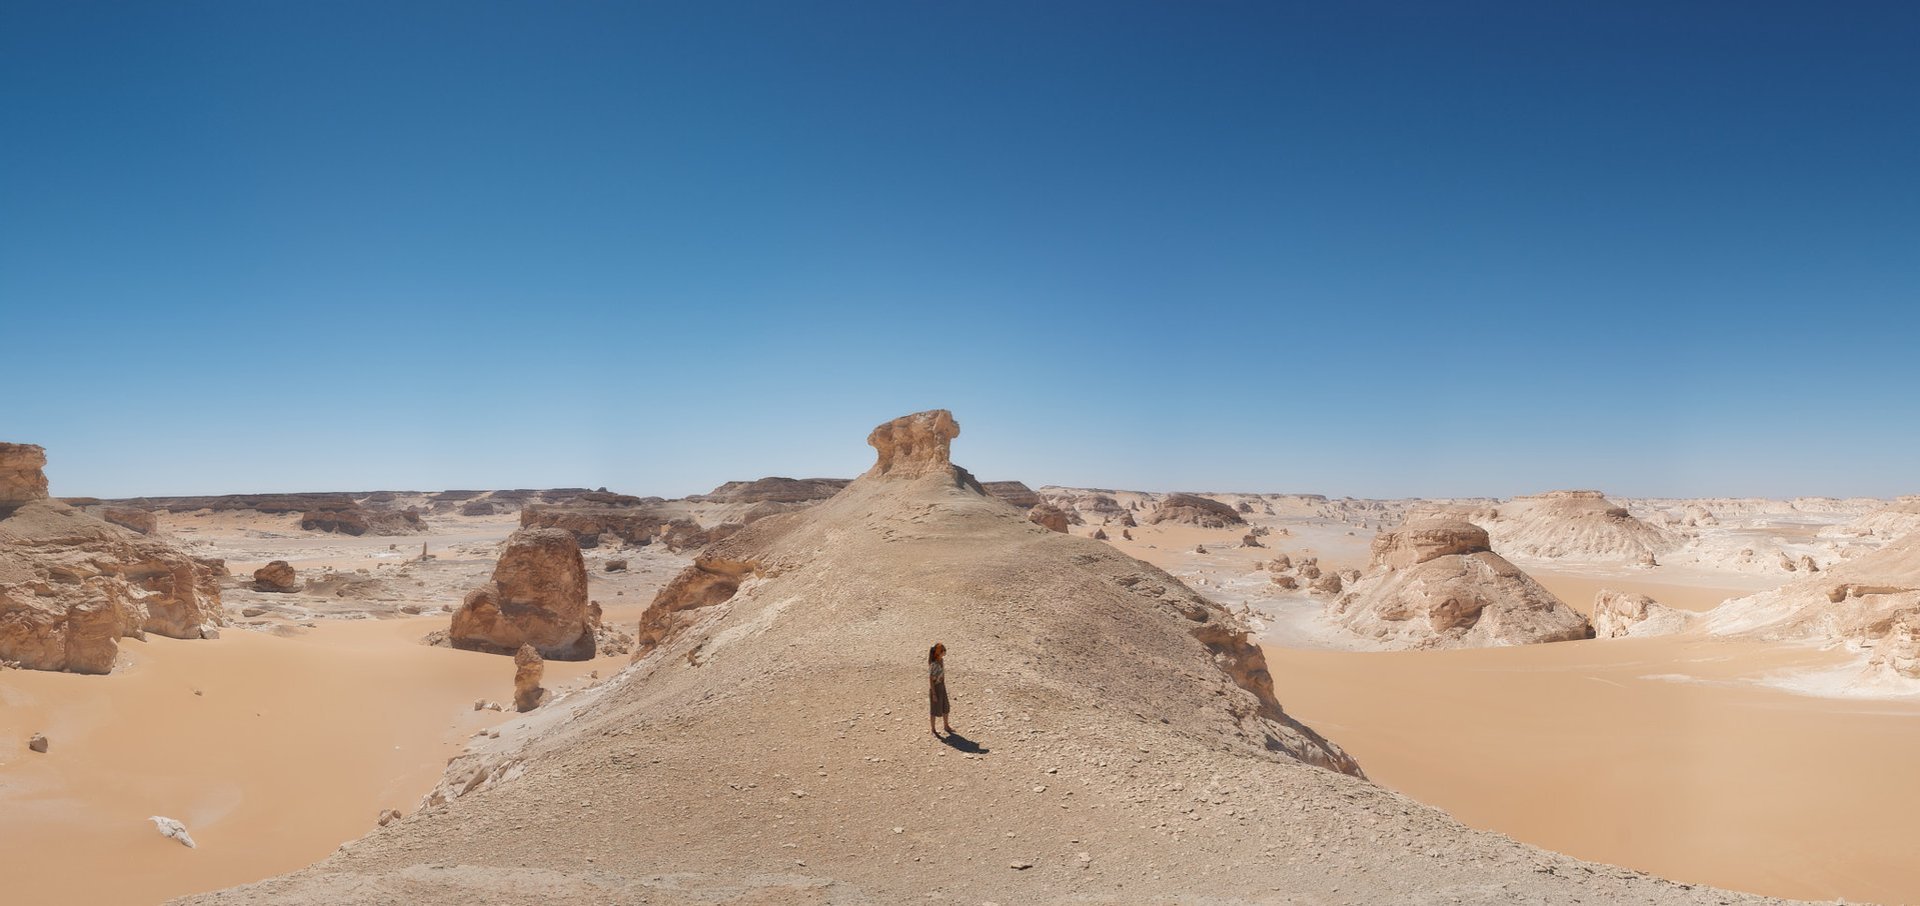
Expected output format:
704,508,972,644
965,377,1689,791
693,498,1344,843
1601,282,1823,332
0,443,50,508
865,409,961,479
1368,520,1491,571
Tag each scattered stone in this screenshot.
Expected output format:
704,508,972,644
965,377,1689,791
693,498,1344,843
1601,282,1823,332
150,815,197,848
253,560,299,593
28,732,48,753
376,809,402,827
604,558,628,572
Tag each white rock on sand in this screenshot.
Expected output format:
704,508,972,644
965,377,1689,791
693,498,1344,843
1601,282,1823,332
150,816,197,848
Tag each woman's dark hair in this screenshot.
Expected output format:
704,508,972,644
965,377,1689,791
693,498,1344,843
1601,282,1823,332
929,642,944,662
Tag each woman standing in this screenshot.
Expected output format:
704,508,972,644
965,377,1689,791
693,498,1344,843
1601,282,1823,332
928,642,954,737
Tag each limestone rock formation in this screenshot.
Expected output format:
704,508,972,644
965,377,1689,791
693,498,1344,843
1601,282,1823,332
449,528,594,659
151,816,196,848
1869,614,1920,680
0,445,225,673
512,644,545,711
99,506,156,535
1480,491,1678,564
29,732,48,753
301,506,426,536
981,481,1041,509
1590,590,1692,639
253,560,299,593
1329,520,1593,649
1091,528,1109,541
1027,504,1070,533
864,409,961,478
1143,493,1246,528
1704,531,1920,688
0,443,50,508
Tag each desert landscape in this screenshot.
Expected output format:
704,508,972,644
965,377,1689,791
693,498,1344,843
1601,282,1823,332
9,4,1917,904
5,416,1918,905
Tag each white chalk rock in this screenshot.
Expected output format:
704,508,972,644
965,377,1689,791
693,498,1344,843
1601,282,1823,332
150,815,197,848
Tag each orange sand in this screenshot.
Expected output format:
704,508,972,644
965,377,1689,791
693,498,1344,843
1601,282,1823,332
0,617,621,905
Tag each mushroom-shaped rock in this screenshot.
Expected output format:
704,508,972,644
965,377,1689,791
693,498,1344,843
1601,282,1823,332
866,409,961,478
512,644,546,711
450,528,593,659
1027,504,1070,534
253,560,299,593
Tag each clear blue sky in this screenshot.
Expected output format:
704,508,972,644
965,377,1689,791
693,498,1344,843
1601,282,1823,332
3,2,1916,500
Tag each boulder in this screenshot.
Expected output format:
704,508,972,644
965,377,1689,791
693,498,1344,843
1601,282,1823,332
604,559,628,573
1143,494,1245,528
449,528,593,659
512,644,545,711
1270,575,1299,590
1241,533,1263,548
1027,505,1070,534
253,560,299,593
1590,590,1692,639
28,732,47,753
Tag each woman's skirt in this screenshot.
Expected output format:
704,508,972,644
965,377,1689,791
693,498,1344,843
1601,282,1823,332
929,678,950,717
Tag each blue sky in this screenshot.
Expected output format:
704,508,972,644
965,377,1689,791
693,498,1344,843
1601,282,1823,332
3,2,1916,499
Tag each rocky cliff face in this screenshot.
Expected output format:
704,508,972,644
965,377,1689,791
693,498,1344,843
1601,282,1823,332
0,443,225,673
1329,520,1592,649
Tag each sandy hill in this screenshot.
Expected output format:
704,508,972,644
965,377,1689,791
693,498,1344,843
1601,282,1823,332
180,414,1791,905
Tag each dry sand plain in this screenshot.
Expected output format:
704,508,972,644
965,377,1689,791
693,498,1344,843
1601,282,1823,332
0,511,686,906
1096,500,1920,905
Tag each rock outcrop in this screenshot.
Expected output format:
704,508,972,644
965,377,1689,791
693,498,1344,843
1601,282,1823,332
0,443,50,509
98,506,157,535
1329,520,1593,649
1477,491,1678,564
865,409,961,478
1143,493,1246,528
1590,590,1692,638
301,505,426,536
1027,504,1070,533
1703,531,1920,689
449,528,594,659
512,644,545,711
0,445,225,673
981,481,1041,509
253,560,300,593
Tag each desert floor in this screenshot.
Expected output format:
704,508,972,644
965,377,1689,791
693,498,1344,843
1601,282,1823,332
1108,514,1920,905
0,513,681,906
6,504,1920,904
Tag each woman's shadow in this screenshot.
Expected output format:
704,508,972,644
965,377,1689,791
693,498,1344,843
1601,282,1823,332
939,731,989,755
